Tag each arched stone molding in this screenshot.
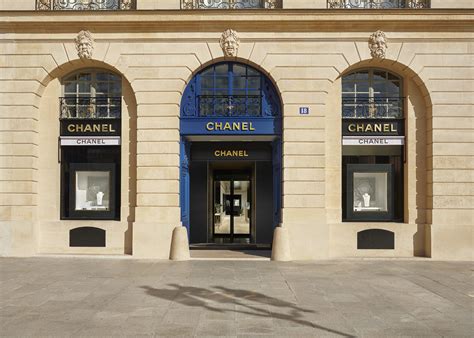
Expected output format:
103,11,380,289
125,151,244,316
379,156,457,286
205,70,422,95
326,58,433,258
36,59,137,255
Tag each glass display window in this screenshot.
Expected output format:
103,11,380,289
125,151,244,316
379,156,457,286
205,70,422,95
67,163,117,219
345,164,394,221
353,172,388,213
75,171,110,211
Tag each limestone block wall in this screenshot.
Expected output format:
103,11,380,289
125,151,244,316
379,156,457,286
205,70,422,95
0,12,472,259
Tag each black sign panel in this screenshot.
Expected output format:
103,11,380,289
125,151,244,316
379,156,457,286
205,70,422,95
191,142,272,161
342,119,404,136
61,119,121,136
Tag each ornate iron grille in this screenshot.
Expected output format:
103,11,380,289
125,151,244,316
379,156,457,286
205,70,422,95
342,97,404,119
36,0,136,10
60,97,121,119
181,0,281,9
198,95,263,117
327,0,430,8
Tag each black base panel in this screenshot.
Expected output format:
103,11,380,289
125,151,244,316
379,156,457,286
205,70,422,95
357,229,394,249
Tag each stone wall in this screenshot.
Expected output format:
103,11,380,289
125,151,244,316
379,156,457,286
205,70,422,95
0,11,472,260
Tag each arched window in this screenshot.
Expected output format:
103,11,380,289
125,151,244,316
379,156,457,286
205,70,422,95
61,70,121,119
341,69,404,223
182,62,280,118
342,69,402,119
59,70,122,222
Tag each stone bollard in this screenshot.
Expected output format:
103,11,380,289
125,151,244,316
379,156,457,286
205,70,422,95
169,226,190,261
271,225,291,261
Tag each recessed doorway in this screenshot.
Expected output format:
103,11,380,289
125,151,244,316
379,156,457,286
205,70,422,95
213,171,252,243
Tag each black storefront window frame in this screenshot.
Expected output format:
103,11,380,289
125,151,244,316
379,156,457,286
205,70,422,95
67,163,117,220
345,164,394,221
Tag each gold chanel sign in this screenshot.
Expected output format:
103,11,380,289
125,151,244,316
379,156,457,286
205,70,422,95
206,122,256,131
214,150,249,157
347,123,397,133
67,123,116,133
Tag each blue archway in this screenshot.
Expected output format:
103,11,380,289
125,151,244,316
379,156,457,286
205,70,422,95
180,62,282,238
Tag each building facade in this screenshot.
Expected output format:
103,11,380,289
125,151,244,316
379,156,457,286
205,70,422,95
0,0,472,260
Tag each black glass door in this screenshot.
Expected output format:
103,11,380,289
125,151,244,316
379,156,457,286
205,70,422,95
213,172,251,241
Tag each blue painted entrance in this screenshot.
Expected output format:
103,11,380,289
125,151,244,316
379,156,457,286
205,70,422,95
180,62,282,244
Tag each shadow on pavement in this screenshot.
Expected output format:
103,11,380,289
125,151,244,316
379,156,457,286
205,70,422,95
141,284,355,337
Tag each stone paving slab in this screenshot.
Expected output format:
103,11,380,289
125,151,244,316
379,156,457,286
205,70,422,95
0,258,472,337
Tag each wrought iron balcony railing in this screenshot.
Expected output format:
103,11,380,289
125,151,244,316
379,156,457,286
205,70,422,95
36,0,136,10
181,0,281,9
60,97,121,119
327,0,430,8
342,97,404,119
198,95,263,117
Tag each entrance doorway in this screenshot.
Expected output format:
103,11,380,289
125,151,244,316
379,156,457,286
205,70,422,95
213,172,251,243
186,142,279,246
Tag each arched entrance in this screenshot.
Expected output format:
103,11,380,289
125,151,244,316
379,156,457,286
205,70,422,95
180,62,282,246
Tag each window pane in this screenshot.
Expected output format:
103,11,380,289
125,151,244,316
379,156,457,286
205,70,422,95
109,81,121,95
342,81,355,93
75,171,110,211
79,82,92,93
247,77,261,89
233,76,246,90
64,82,76,93
95,82,109,95
386,81,401,95
355,72,369,80
78,73,91,81
353,172,388,212
215,76,229,89
201,89,213,96
247,67,259,76
373,71,387,82
233,64,246,76
233,90,246,97
247,90,260,96
201,76,214,88
355,82,369,93
373,82,386,94
215,64,228,76
96,73,109,81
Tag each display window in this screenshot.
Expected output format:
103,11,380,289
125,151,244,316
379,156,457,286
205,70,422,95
353,172,388,213
346,164,394,221
68,163,116,219
61,148,120,220
74,170,111,211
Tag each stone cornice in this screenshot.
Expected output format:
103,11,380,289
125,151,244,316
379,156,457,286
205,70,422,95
0,9,473,32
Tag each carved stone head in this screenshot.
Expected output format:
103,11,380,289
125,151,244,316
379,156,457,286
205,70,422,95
369,30,388,59
75,30,94,60
220,29,240,57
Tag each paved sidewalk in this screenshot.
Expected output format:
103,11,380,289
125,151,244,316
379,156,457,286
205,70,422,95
0,258,472,337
